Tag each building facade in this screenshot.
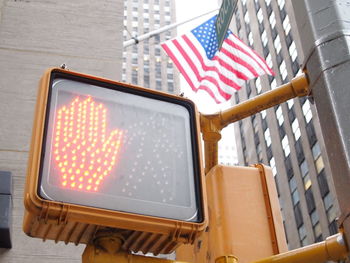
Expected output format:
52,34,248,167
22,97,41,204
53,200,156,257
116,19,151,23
0,0,124,262
231,0,340,249
123,0,180,94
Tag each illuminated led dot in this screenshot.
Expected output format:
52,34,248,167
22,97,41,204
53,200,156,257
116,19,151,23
88,178,92,184
96,180,100,185
84,171,89,176
72,156,77,161
94,187,98,191
103,171,108,176
63,161,68,166
70,175,75,180
78,184,83,189
93,173,97,178
68,168,72,174
79,177,83,182
103,160,108,165
87,185,92,190
55,156,60,161
63,174,67,179
71,182,76,188
76,169,81,174
62,181,67,187
61,168,66,172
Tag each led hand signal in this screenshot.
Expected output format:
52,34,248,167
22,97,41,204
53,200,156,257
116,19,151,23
53,96,123,192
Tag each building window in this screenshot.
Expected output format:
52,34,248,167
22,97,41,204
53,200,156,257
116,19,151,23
257,8,263,24
300,159,309,177
255,77,262,94
302,100,313,123
264,128,271,147
144,75,149,88
131,70,138,84
244,11,250,24
261,30,268,47
156,80,162,90
292,119,301,141
282,135,290,157
280,61,287,80
269,157,277,176
278,0,285,10
168,82,174,92
276,106,284,126
269,12,276,28
261,109,267,119
315,156,325,174
248,32,254,46
282,15,291,35
289,41,298,62
303,173,312,190
312,142,321,159
274,35,281,53
318,170,330,197
266,54,273,68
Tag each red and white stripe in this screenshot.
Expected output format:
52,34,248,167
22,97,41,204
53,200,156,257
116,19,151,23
161,32,273,103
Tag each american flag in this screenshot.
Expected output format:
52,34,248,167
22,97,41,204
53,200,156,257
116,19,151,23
161,15,273,103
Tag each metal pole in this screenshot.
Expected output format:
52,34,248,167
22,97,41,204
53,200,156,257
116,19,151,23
291,0,350,252
123,9,218,48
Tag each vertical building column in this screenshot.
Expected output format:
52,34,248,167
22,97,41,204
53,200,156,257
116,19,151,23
292,0,350,245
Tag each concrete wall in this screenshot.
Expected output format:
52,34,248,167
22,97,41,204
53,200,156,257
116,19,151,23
0,0,123,262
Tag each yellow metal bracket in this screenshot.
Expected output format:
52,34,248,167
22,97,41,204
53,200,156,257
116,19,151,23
249,233,348,263
200,74,309,173
82,229,189,263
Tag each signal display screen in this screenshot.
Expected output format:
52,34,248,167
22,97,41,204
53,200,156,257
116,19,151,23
39,75,202,222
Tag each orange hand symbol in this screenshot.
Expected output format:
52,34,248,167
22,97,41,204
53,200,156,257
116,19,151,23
53,96,123,191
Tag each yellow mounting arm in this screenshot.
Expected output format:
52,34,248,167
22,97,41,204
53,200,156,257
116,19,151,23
200,74,309,173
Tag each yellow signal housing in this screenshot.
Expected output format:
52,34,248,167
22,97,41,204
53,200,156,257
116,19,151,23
176,165,287,263
23,68,207,255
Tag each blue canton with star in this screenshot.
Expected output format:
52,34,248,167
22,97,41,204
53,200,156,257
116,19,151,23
191,15,230,60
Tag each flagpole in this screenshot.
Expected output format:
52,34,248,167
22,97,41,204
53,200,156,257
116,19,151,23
123,8,219,48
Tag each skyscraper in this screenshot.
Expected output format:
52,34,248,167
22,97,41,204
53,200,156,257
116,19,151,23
123,0,180,95
231,0,339,249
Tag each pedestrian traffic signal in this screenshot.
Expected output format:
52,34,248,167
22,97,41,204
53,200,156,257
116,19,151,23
23,68,207,254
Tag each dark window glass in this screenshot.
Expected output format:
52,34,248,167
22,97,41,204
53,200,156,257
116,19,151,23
294,203,303,228
306,122,317,146
317,170,329,197
288,106,296,122
305,188,316,213
329,220,338,235
285,156,293,179
295,140,305,164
